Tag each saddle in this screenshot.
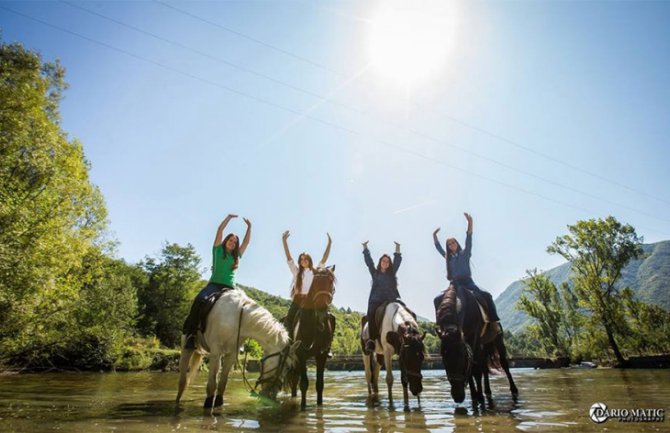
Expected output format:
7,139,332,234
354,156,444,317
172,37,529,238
437,285,501,343
199,286,234,333
370,300,416,342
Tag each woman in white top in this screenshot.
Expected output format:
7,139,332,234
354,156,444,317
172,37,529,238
282,230,332,339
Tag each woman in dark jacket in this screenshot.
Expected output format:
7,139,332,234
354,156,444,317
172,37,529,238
362,240,402,353
432,212,499,322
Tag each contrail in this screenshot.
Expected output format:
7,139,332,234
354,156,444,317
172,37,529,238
392,199,437,215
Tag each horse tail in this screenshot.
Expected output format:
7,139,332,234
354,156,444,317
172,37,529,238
485,336,503,372
187,351,203,384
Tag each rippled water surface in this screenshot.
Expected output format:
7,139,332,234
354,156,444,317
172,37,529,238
0,368,668,432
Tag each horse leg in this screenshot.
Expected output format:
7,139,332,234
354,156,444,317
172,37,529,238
384,352,394,406
401,370,410,412
473,368,485,410
483,365,494,408
299,356,309,410
316,354,326,406
291,372,298,397
204,353,221,410
214,355,235,407
468,375,479,411
497,338,519,399
363,351,373,396
373,356,381,396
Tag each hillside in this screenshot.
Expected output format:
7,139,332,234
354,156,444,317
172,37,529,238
495,241,670,333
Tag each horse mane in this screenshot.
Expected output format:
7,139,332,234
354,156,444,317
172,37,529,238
240,293,289,345
437,285,458,328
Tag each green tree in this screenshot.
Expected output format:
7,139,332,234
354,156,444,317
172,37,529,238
517,270,570,357
547,216,643,366
137,243,202,348
0,40,107,366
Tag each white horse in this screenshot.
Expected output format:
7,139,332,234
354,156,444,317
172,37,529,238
176,288,299,409
362,302,425,411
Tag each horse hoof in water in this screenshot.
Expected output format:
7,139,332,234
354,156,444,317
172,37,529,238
404,405,410,412
214,395,223,407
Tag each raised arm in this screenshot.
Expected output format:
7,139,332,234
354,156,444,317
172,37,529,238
213,214,236,246
319,232,332,265
282,230,293,262
362,241,375,277
433,227,446,258
464,213,473,257
239,218,252,256
392,241,402,273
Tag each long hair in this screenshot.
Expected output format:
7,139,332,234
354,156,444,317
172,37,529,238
445,238,462,281
376,254,398,288
294,252,314,295
222,233,240,270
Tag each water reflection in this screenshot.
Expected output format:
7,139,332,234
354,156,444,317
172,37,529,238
0,369,668,432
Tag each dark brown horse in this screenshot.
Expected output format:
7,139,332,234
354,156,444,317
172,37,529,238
436,284,517,409
290,266,336,409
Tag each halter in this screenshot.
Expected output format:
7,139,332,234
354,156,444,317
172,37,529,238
398,324,424,383
254,345,291,393
234,306,290,395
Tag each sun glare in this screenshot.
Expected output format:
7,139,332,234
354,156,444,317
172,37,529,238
367,3,457,89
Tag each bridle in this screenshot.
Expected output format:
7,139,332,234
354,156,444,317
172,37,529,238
443,329,473,383
254,345,291,393
234,306,292,395
399,330,424,384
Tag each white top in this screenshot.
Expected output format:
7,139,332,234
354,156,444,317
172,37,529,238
288,259,325,296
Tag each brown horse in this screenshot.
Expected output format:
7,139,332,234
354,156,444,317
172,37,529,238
290,266,336,409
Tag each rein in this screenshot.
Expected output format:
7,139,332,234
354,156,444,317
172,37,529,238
255,346,290,392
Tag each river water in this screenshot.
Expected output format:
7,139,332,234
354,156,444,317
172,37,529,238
0,368,667,432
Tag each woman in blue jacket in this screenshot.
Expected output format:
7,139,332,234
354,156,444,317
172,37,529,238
433,212,499,322
362,240,402,353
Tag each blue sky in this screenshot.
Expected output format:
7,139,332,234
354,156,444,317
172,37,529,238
2,0,669,319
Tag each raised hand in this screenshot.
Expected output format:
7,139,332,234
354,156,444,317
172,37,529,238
362,240,369,249
433,227,441,236
243,217,251,226
282,230,290,241
464,212,472,222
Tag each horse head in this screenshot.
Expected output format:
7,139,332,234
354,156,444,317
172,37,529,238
398,322,426,397
438,325,472,403
258,340,301,400
305,266,336,309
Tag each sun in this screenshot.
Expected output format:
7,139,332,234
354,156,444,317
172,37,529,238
366,3,457,89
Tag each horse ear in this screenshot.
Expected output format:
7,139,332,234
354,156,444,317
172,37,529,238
327,264,336,273
434,327,442,337
420,331,427,341
290,340,302,352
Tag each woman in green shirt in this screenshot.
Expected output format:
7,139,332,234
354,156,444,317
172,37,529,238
182,214,251,349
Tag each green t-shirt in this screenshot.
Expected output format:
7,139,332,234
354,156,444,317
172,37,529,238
209,244,239,286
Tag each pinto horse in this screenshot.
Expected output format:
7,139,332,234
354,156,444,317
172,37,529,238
436,284,517,409
290,266,336,410
361,302,425,411
175,288,299,410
